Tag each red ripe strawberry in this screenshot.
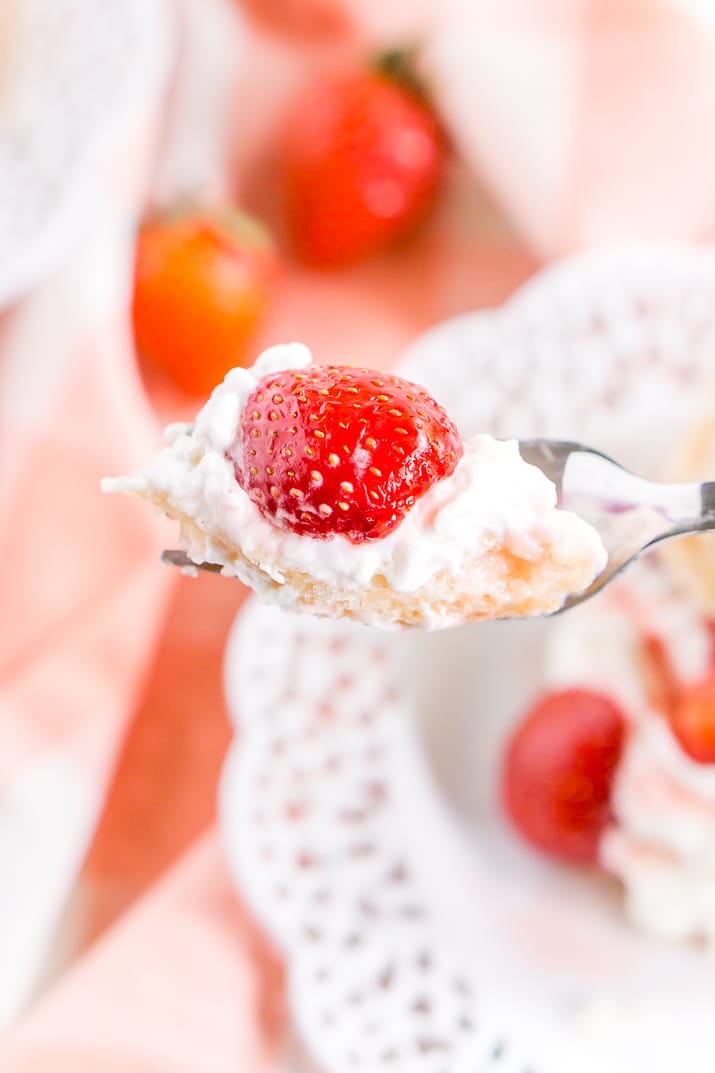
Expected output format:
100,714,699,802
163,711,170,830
668,670,715,763
502,689,627,865
235,0,354,41
233,364,462,542
281,67,445,267
133,206,279,398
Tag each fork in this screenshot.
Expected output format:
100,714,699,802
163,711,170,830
161,440,715,614
518,439,715,611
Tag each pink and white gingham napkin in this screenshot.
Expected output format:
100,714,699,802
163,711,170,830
0,0,176,1029
0,0,255,1030
0,832,283,1073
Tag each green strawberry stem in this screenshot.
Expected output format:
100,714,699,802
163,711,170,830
373,46,430,103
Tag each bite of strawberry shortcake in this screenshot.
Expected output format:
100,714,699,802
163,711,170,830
103,344,606,628
503,554,715,945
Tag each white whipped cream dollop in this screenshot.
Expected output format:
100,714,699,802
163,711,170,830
104,343,606,615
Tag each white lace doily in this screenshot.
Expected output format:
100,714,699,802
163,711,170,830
0,0,171,307
220,246,715,1073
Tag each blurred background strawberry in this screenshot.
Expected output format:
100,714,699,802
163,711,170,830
235,0,355,41
279,58,446,267
133,205,280,398
502,688,627,865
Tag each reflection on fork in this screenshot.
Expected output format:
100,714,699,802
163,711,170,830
518,439,715,613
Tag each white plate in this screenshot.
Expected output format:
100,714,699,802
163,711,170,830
220,246,715,1073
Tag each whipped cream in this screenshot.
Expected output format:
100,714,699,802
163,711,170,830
546,557,715,943
104,344,606,623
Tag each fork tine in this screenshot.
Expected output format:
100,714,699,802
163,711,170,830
518,440,579,489
161,550,225,574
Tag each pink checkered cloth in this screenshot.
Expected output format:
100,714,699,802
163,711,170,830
0,833,283,1073
0,4,176,1027
0,212,176,1020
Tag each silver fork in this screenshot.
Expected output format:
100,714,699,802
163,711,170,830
518,440,715,612
161,440,715,614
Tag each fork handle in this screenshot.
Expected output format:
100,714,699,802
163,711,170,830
557,447,715,543
700,481,715,520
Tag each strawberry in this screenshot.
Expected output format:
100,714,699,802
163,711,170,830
235,0,354,41
233,364,462,542
640,633,681,716
502,689,627,865
668,670,715,763
133,206,279,398
280,66,445,267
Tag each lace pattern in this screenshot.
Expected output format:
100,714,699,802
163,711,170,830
221,247,715,1073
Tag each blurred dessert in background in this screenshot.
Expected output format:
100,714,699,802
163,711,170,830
500,366,715,946
103,344,607,628
504,553,715,945
662,382,715,619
